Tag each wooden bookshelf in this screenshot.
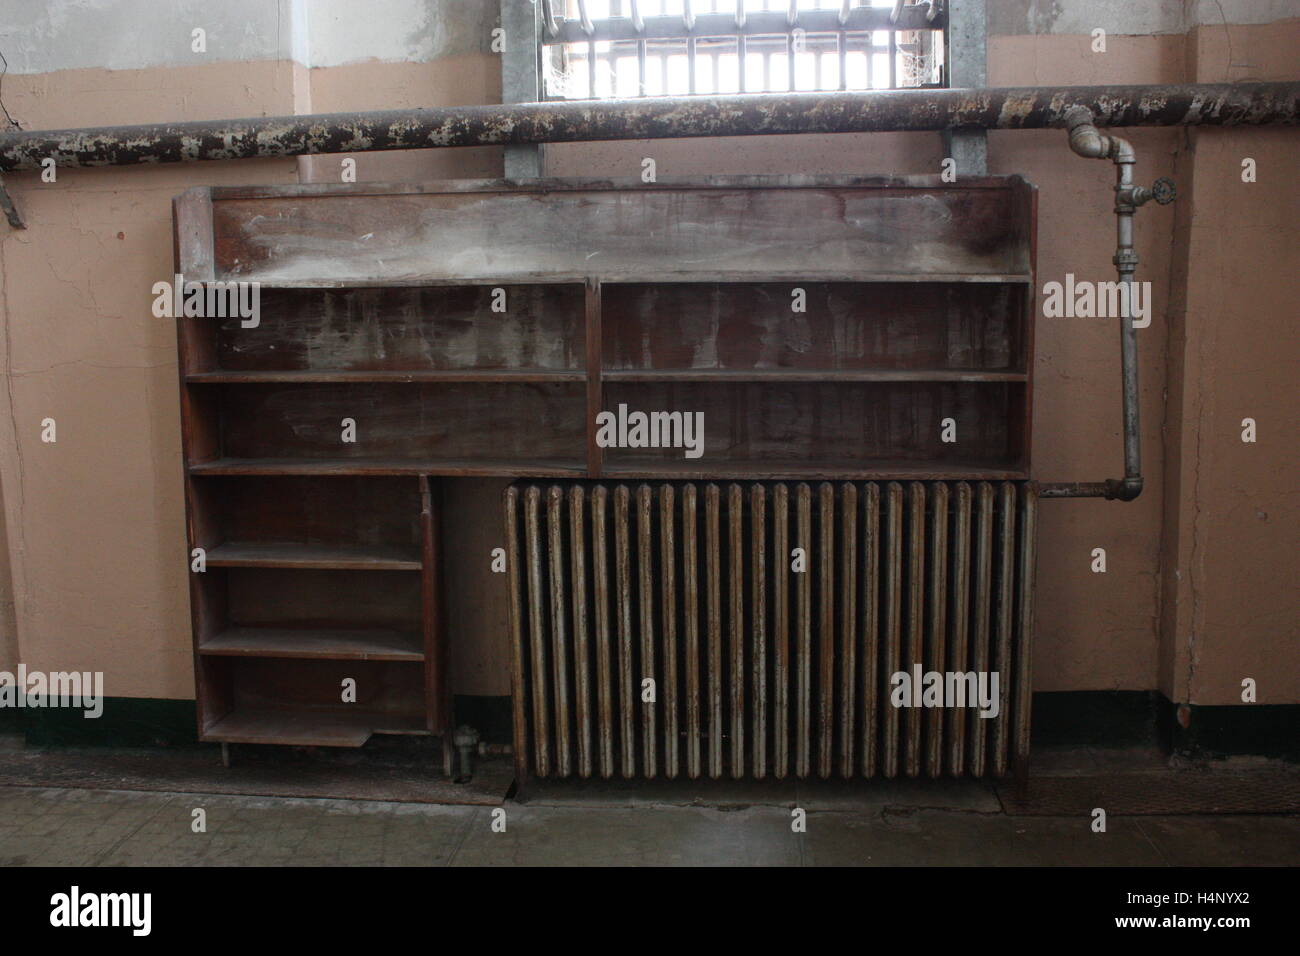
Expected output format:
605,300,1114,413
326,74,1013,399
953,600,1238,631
173,175,1036,760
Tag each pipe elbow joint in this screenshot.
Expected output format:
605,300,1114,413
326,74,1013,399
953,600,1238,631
1065,106,1136,164
1105,477,1144,502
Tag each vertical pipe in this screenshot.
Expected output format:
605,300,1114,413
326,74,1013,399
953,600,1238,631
570,486,593,778
683,483,702,779
947,482,972,777
547,486,573,777
816,483,835,779
614,485,636,778
795,482,812,777
636,484,658,778
991,483,1016,777
706,483,724,779
838,482,858,778
660,484,680,779
860,482,880,777
592,485,615,778
903,482,925,778
728,483,746,778
773,482,790,779
524,486,551,777
1117,163,1142,485
881,482,903,778
925,482,949,778
751,484,768,779
969,482,994,776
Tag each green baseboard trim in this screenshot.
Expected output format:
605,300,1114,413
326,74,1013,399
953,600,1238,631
18,697,199,748
1031,690,1161,748
1159,700,1300,762
1033,690,1299,761
9,694,515,749
8,691,1294,760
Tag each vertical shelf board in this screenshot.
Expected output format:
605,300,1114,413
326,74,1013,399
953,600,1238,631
420,476,450,734
1020,178,1039,475
173,187,230,737
585,278,603,478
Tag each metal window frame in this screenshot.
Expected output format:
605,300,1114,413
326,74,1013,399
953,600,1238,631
537,1,948,100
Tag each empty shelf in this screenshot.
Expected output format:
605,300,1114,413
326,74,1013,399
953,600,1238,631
199,627,424,661
206,542,421,571
189,458,588,477
602,369,1027,383
187,369,585,384
201,708,427,747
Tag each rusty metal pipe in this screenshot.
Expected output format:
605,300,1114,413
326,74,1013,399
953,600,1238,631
0,82,1294,172
1039,106,1176,502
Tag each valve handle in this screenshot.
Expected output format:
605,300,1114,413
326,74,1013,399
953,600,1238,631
1151,176,1176,205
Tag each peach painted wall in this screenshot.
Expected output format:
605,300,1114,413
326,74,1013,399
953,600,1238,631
0,7,1293,708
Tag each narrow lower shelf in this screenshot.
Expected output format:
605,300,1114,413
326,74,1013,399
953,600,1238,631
602,369,1028,383
199,627,424,661
600,460,1028,480
202,708,427,747
189,458,587,477
187,369,586,384
206,542,421,571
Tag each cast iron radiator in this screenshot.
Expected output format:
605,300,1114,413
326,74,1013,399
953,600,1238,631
505,481,1037,782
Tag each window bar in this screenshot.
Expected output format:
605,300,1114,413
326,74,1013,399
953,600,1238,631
736,2,746,92
542,0,560,39
630,0,646,95
838,1,851,91
787,1,798,93
787,33,795,92
576,0,597,98
888,29,897,89
685,1,696,95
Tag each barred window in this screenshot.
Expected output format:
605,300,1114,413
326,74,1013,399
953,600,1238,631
540,1,947,100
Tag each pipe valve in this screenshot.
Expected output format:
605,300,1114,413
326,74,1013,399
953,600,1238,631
1150,176,1176,204
1132,176,1177,207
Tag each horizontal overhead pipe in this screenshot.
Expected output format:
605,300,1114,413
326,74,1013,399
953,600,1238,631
0,82,1295,171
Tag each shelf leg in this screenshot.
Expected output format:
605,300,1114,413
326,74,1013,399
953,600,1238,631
220,742,231,768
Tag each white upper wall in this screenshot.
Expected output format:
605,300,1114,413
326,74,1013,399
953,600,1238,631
988,0,1300,35
0,0,497,73
2,0,1296,73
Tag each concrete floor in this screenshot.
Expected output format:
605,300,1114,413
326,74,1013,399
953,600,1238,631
2,782,1298,866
